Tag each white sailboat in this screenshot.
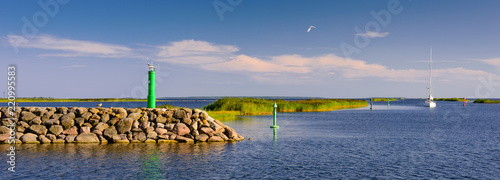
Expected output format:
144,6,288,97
425,47,436,108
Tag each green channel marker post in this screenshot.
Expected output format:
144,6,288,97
270,102,279,128
370,98,373,110
147,63,156,108
387,99,390,107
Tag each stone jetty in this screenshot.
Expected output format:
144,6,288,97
0,107,244,144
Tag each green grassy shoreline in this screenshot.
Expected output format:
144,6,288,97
434,98,469,102
203,97,368,118
371,98,397,101
473,99,500,103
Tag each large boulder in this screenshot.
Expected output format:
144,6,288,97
79,126,91,133
224,127,238,139
173,110,186,119
127,113,142,121
155,128,168,135
62,126,79,135
137,132,147,142
29,117,42,125
48,125,64,136
20,111,37,122
155,116,167,124
199,127,215,136
20,133,39,144
207,135,224,142
195,134,209,142
173,123,190,136
75,133,100,143
100,113,110,123
43,119,60,126
27,125,47,135
103,127,118,140
33,107,48,116
175,136,194,143
81,112,92,120
74,117,85,127
60,113,75,129
51,113,63,120
0,126,10,134
65,135,77,143
116,118,133,134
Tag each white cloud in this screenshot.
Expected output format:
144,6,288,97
156,39,239,64
355,31,389,38
7,34,135,58
481,58,500,67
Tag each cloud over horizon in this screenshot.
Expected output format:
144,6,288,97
8,35,497,84
7,34,137,58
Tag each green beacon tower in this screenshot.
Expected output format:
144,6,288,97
147,63,156,108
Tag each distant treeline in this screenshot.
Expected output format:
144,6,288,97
473,99,500,103
371,98,397,101
434,98,469,102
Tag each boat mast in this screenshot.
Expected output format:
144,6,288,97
429,47,432,100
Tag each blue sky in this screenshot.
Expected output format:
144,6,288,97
1,0,500,98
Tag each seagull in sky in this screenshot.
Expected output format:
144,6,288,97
307,26,316,32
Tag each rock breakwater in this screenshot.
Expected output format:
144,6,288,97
0,107,244,144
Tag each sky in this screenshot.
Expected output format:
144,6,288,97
1,0,500,99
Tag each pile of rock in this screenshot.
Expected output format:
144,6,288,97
0,107,244,144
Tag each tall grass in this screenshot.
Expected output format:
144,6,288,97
203,97,367,115
473,99,500,103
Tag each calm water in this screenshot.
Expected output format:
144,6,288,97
2,99,500,179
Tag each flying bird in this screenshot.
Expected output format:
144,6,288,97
307,26,316,32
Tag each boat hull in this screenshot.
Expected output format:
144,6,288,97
424,101,436,108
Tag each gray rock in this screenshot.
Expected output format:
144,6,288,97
173,123,190,136
156,116,167,124
74,117,84,127
100,113,110,123
216,132,229,141
182,118,192,126
174,109,186,119
21,111,37,122
93,122,109,132
75,133,100,143
27,125,47,135
191,129,199,137
137,132,147,142
46,134,57,141
165,123,175,131
29,117,42,125
175,135,194,143
43,119,60,126
132,120,140,129
1,118,14,126
92,130,103,136
224,127,238,139
157,134,169,139
207,135,224,142
33,107,48,116
116,118,133,134
51,113,63,120
62,126,79,135
65,135,77,143
147,132,158,140
79,126,91,133
60,113,75,129
107,117,119,126
155,128,168,135
139,121,150,130
103,127,117,140
199,127,215,136
76,107,87,116
20,133,39,144
48,125,64,136
81,112,92,120
88,108,99,114
127,113,142,121
0,126,10,134
156,123,165,129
